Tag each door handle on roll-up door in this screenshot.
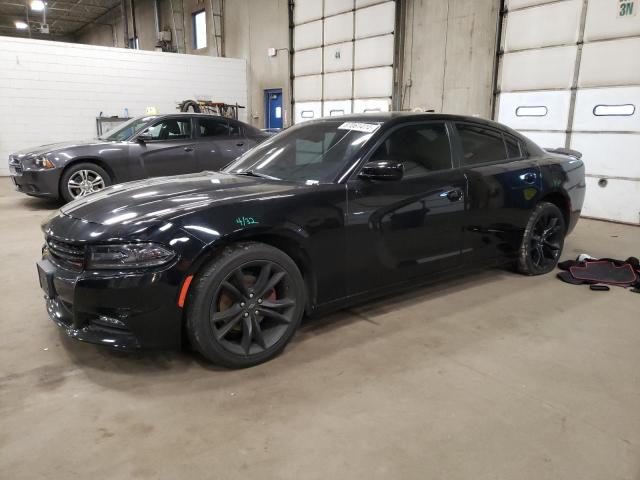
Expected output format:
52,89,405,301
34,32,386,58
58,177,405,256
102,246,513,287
446,189,463,202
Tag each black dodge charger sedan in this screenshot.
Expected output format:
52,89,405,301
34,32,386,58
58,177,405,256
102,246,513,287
9,113,268,202
39,113,585,368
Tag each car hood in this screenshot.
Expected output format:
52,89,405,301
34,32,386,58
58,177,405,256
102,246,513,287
12,139,114,158
60,171,304,226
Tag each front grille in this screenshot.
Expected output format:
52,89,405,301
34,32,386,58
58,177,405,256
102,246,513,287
46,237,85,269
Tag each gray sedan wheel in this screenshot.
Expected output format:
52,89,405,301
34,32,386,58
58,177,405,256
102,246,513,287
60,163,111,203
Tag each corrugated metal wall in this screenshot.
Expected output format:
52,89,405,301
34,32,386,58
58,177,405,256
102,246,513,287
496,0,640,224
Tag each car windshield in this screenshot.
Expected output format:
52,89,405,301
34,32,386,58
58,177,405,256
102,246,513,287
222,120,380,183
100,116,157,141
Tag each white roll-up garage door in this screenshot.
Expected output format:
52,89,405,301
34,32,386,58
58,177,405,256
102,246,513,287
292,0,396,123
496,0,640,224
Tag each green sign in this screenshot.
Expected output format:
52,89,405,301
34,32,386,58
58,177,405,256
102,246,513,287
619,0,635,17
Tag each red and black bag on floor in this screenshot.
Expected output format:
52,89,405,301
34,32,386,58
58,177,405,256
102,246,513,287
557,256,640,292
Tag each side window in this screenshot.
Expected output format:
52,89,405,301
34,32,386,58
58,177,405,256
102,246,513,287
370,123,452,178
504,134,522,159
456,124,507,165
228,122,242,136
198,118,231,137
144,119,191,141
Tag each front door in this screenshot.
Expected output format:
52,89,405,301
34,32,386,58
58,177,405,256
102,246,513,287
133,117,198,178
346,121,467,295
265,89,283,130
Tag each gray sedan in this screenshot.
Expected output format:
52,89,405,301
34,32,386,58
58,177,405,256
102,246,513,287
8,113,269,202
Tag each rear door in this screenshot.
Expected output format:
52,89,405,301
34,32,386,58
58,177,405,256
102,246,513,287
195,117,256,170
132,117,198,178
346,121,466,295
453,122,542,264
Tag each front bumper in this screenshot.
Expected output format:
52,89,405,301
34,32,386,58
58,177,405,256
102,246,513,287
38,256,185,349
10,167,61,199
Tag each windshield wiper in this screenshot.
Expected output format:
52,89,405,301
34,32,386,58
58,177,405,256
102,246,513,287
235,170,280,180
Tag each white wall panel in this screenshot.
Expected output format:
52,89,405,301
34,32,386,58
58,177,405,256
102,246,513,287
355,2,395,39
293,0,323,25
0,37,247,176
294,101,322,123
293,75,323,101
571,133,640,177
500,46,577,91
323,71,353,100
520,131,568,148
323,42,354,72
353,98,391,113
584,0,640,41
324,12,354,45
506,0,560,10
356,0,389,7
354,34,394,69
578,38,640,87
504,0,582,51
323,100,353,117
572,87,640,132
325,0,354,16
294,48,322,76
582,177,640,223
354,67,393,98
497,90,571,130
293,0,394,124
294,20,323,51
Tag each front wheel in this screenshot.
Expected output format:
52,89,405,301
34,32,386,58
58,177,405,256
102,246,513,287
186,242,305,368
60,162,111,202
517,202,566,275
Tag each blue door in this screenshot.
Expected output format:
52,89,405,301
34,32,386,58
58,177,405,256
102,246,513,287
265,89,283,130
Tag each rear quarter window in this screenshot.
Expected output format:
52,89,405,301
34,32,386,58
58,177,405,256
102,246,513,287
456,123,507,165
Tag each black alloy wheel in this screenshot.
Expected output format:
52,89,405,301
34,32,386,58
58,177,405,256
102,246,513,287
518,202,566,275
187,242,305,368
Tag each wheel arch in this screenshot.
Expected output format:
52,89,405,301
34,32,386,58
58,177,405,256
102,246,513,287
184,230,317,317
538,191,571,232
60,157,116,186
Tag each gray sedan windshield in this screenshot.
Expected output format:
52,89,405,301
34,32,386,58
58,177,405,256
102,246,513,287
100,116,157,141
223,121,379,183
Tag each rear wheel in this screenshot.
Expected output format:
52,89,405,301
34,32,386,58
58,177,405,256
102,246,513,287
517,202,566,275
186,242,305,368
60,162,111,202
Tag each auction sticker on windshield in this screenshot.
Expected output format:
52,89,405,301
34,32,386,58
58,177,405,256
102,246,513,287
337,122,380,133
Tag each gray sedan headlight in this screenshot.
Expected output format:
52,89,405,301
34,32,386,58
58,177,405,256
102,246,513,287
86,243,176,269
34,156,55,169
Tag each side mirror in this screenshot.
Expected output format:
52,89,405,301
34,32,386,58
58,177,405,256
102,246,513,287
136,130,152,144
358,160,404,181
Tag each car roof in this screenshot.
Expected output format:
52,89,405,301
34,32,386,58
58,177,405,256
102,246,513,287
308,111,499,126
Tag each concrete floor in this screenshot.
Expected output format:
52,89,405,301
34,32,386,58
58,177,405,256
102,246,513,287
0,177,639,480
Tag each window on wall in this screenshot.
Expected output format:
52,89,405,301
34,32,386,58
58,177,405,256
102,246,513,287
193,10,207,50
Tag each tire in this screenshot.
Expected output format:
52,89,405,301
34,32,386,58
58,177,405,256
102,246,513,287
60,162,112,203
517,201,566,275
186,242,306,368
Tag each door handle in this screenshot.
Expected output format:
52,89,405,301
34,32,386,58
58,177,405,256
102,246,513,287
236,142,245,147
523,172,536,184
184,147,194,152
446,189,463,202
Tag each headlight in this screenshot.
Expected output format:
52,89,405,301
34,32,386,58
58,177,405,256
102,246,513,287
34,156,55,169
86,243,176,269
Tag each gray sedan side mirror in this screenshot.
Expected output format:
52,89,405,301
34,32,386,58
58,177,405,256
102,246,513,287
358,160,404,181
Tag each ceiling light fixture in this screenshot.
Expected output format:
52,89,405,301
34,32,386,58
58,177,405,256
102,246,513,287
15,20,29,29
30,0,45,11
